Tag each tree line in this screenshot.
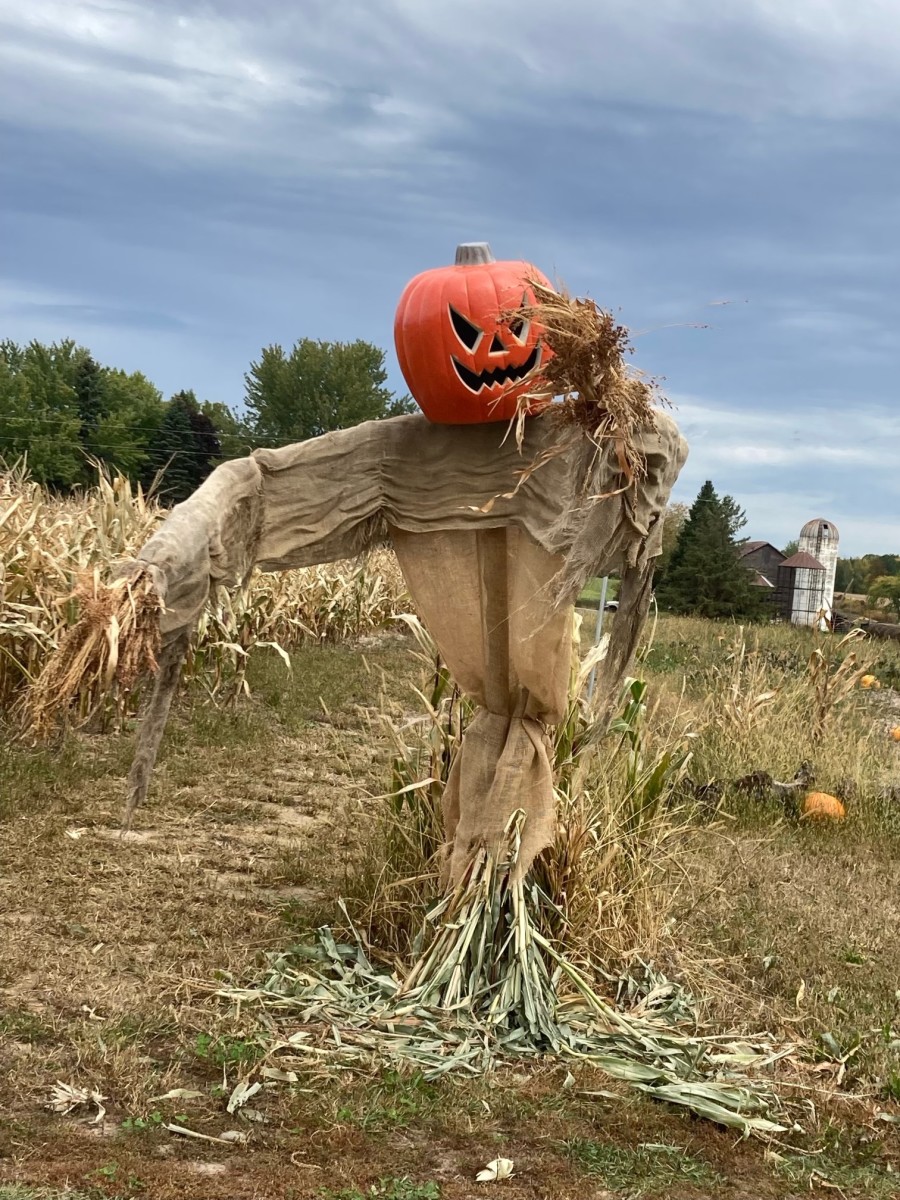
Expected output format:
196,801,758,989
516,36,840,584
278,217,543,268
2,336,895,615
0,337,411,503
835,555,900,594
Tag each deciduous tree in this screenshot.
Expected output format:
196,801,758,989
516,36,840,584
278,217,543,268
868,575,900,620
244,338,412,445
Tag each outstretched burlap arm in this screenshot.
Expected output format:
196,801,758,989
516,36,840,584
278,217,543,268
120,458,266,637
121,411,688,875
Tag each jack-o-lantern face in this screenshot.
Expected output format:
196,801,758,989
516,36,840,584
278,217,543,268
394,242,553,425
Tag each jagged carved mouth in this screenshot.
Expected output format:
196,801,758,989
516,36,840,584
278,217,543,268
451,343,542,393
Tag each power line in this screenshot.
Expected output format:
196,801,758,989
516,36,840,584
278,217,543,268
0,414,329,450
0,433,314,463
0,439,226,462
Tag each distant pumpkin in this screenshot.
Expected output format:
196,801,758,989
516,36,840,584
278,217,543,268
860,675,878,690
801,792,846,821
394,242,553,425
890,727,900,742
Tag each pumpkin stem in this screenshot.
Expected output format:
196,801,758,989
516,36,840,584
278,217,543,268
455,243,495,265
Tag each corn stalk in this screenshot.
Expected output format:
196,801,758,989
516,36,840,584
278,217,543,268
806,628,871,740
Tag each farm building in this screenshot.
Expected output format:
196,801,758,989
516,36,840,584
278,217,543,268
738,540,785,589
775,551,828,627
738,519,839,628
799,518,839,611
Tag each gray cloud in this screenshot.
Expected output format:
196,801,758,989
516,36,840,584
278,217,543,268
0,0,897,552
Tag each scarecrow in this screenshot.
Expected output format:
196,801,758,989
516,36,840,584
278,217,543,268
30,250,808,1140
41,243,689,883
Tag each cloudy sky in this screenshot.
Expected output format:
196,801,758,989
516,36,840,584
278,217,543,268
1,0,897,553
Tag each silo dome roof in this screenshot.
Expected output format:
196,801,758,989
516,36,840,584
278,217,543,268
800,518,839,540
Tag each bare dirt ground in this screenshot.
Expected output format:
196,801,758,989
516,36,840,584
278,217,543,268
1,638,898,1199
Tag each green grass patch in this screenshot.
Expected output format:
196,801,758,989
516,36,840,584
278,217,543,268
774,1151,900,1197
242,641,414,731
564,1138,721,1193
577,575,619,608
0,1010,55,1043
193,1031,266,1069
321,1183,440,1200
0,735,130,822
333,1070,441,1133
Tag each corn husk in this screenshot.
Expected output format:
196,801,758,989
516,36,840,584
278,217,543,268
2,463,410,732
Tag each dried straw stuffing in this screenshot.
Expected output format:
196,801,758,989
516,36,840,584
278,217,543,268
504,278,662,489
28,566,163,736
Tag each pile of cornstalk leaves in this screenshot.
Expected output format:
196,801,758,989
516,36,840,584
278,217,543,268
220,815,795,1137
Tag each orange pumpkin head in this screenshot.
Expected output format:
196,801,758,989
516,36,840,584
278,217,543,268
801,791,845,822
394,242,553,425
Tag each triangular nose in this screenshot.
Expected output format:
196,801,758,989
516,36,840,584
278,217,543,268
489,334,506,354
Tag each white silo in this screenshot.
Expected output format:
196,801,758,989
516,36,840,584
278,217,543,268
779,551,826,626
799,519,840,615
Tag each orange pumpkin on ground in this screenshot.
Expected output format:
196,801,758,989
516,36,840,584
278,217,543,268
890,727,900,741
801,791,845,821
394,242,552,425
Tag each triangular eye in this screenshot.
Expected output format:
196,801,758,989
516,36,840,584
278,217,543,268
507,312,530,343
507,293,531,343
449,305,483,351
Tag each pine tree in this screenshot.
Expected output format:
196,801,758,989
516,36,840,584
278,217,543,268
73,353,106,449
655,481,763,619
143,391,222,503
652,502,690,588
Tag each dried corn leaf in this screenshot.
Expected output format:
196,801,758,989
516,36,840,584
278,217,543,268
217,816,791,1137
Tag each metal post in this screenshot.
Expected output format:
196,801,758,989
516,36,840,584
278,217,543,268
586,576,609,703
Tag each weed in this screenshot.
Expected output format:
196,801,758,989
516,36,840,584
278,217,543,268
120,1111,163,1133
193,1032,265,1068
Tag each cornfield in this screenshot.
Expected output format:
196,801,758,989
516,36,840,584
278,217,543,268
0,463,409,727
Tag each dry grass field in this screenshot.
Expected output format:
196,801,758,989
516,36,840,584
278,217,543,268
1,473,899,1199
